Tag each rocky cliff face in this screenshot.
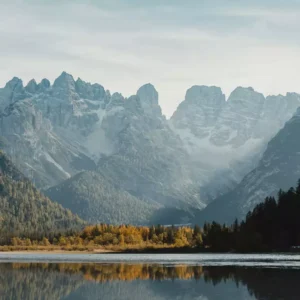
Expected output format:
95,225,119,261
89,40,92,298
197,107,300,224
0,73,199,224
0,75,97,188
170,86,300,202
97,84,199,209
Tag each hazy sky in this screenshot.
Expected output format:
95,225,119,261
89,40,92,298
1,0,300,116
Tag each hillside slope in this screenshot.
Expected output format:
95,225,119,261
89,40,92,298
0,152,84,241
46,171,160,225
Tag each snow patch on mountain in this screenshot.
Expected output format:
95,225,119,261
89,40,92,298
43,152,71,178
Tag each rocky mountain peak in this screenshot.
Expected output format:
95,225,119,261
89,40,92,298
227,86,265,107
104,93,125,117
107,92,124,107
285,93,300,109
91,83,106,100
5,77,23,92
3,77,26,103
25,79,38,94
258,93,300,139
75,77,92,98
185,85,225,106
38,78,51,91
286,92,300,97
75,77,85,87
52,72,78,100
53,72,75,90
75,78,105,101
170,85,225,140
137,83,162,117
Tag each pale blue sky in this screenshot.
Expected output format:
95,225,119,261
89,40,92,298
1,0,300,116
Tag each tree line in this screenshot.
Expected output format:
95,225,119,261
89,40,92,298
7,223,201,250
203,180,300,252
4,181,300,252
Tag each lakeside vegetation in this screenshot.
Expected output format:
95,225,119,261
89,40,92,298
0,224,200,252
2,181,300,253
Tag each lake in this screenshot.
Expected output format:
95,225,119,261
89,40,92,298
0,253,300,299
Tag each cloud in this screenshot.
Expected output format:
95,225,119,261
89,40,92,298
1,0,300,116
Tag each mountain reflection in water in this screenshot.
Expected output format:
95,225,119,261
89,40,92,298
0,262,299,299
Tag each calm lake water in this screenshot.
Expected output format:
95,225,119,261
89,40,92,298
1,253,300,299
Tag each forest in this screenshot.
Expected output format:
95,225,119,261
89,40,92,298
0,151,84,245
3,175,300,252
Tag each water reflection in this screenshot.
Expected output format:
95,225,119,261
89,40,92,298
0,262,299,299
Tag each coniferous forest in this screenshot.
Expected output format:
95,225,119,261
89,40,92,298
0,151,84,244
3,180,300,253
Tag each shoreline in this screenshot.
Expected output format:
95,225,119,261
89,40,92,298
0,244,206,254
0,247,119,254
0,245,295,255
0,246,207,254
0,249,295,255
0,249,116,254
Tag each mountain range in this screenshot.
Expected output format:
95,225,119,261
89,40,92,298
1,72,300,224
